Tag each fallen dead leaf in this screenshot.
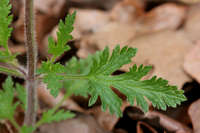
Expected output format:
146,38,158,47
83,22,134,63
113,129,128,133
0,121,13,133
77,22,136,58
37,83,84,112
70,8,110,34
128,109,192,133
34,0,66,16
184,4,200,42
179,0,200,4
126,30,192,88
136,3,186,35
184,41,200,83
146,111,192,133
11,0,23,19
137,121,157,133
188,99,200,133
38,113,111,133
88,102,130,131
67,0,122,10
109,0,145,23
1,41,26,54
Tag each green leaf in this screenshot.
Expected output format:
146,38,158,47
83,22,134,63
39,12,76,97
16,84,26,109
64,57,92,97
0,0,12,47
88,80,123,116
110,75,186,113
0,0,16,62
0,77,18,120
20,125,35,133
89,45,137,75
39,109,75,125
48,12,76,62
0,51,16,62
62,45,186,117
37,61,66,97
37,10,186,117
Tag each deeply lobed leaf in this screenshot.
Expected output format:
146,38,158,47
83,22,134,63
0,51,17,62
89,45,137,75
38,12,76,97
16,84,26,109
38,12,186,117
63,46,186,117
0,77,18,119
39,109,75,125
0,0,12,47
64,57,92,97
0,0,17,63
37,61,66,97
48,12,76,61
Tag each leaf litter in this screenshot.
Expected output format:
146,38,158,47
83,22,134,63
4,0,200,132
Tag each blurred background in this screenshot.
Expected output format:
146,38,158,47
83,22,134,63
1,0,200,133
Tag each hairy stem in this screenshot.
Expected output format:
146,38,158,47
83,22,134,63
0,66,22,77
0,62,26,78
24,0,38,126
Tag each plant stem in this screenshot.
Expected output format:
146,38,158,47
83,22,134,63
0,62,26,78
51,93,70,112
24,0,38,126
9,118,20,131
0,66,23,77
58,74,89,80
35,93,70,128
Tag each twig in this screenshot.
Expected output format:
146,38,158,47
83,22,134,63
146,111,192,133
127,109,192,133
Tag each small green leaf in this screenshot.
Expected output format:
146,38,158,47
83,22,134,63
20,125,35,133
37,61,66,97
88,80,123,116
39,109,75,125
16,84,26,109
0,0,12,47
38,11,79,98
64,57,92,97
89,45,137,75
0,77,17,119
48,12,76,62
0,0,17,63
0,51,16,62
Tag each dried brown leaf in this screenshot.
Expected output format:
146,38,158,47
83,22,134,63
184,4,200,42
127,30,192,88
136,3,186,35
188,99,200,133
37,83,84,112
88,102,130,131
184,41,200,83
77,22,136,58
109,0,145,23
137,121,158,133
70,8,110,34
38,113,111,133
